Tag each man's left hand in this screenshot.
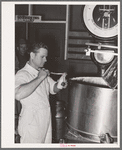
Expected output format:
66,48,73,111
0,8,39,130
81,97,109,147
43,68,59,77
57,73,68,89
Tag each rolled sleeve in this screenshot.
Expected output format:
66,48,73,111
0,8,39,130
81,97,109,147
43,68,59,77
47,77,56,95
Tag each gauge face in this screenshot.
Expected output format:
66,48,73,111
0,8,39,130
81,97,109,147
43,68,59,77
94,51,114,64
83,5,118,38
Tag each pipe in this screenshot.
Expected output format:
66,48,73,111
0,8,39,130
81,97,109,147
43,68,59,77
85,43,118,49
84,48,118,56
28,4,33,16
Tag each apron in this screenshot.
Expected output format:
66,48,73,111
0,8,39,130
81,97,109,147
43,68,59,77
18,105,52,143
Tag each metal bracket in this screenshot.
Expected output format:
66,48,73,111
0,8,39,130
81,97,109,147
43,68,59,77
84,47,118,56
99,133,114,143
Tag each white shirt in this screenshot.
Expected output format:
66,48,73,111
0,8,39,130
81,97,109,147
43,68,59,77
15,62,56,110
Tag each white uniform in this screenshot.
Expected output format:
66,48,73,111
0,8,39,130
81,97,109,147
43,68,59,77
15,62,56,143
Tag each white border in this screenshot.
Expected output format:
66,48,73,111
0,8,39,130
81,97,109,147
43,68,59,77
1,1,120,148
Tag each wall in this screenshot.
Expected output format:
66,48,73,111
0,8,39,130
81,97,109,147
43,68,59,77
15,5,98,103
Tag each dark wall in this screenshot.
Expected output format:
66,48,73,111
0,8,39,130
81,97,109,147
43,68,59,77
15,22,26,44
15,5,98,103
33,5,66,21
15,4,98,74
67,5,98,77
15,5,28,15
69,5,86,31
28,23,66,72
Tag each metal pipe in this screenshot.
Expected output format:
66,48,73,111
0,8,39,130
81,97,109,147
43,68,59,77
50,72,63,75
64,5,69,60
28,4,33,15
85,43,118,49
84,49,118,56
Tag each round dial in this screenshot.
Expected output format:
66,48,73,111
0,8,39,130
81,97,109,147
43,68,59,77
83,5,118,38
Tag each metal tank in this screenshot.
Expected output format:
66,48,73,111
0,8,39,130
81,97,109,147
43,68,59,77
51,100,66,143
66,77,117,143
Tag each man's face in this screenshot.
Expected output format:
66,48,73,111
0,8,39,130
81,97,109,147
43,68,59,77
19,44,27,56
31,48,48,70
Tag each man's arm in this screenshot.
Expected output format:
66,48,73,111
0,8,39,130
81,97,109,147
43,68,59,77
53,82,60,93
15,69,48,100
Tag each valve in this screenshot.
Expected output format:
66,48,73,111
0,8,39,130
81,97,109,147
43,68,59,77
99,133,114,143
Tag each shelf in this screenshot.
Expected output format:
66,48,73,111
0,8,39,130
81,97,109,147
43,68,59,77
15,21,67,23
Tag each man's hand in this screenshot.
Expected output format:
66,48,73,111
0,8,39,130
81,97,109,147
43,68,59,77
57,73,68,89
38,68,50,80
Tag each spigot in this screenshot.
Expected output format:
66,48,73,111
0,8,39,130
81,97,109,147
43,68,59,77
84,46,91,56
98,43,102,49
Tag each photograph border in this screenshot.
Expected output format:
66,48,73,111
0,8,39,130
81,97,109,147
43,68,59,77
1,0,121,149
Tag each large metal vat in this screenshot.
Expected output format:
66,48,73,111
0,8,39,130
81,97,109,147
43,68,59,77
67,77,117,143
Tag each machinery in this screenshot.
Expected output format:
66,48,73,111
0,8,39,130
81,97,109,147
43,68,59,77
66,5,118,143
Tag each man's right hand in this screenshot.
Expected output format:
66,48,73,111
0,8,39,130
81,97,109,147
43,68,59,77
38,68,50,80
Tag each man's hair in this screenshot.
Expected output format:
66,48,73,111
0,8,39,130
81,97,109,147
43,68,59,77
29,42,48,54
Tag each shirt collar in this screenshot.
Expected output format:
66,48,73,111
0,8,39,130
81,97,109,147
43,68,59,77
23,61,39,77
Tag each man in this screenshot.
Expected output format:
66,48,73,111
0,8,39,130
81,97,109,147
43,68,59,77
15,42,67,143
16,38,29,70
15,39,29,141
